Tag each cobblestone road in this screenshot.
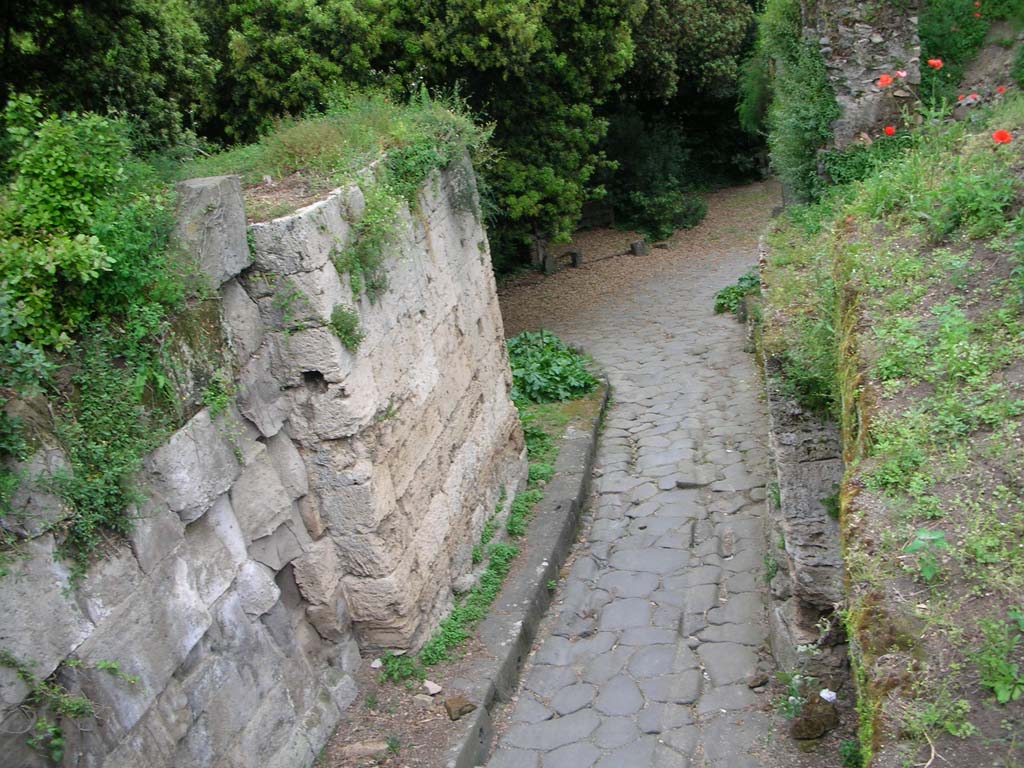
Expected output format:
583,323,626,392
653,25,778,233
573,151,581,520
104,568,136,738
489,183,784,768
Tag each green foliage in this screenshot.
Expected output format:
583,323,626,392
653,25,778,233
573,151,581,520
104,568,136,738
975,616,1024,704
714,268,760,315
329,305,365,351
738,45,772,136
822,134,914,187
620,190,707,241
0,0,215,149
202,371,233,418
507,331,597,405
840,739,864,768
1014,45,1024,88
0,97,179,357
418,542,519,666
905,528,950,583
0,650,135,762
775,671,812,718
919,0,991,106
192,0,385,142
49,336,173,579
757,0,840,200
506,489,543,538
379,652,425,684
626,0,755,102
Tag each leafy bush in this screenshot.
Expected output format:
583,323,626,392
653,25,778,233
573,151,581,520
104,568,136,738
0,96,179,356
507,331,598,405
619,190,707,241
1015,45,1024,89
822,134,914,186
715,269,761,315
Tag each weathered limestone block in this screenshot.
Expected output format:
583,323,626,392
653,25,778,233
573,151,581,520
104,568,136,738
269,326,352,388
266,431,309,500
778,457,845,608
95,678,191,768
145,408,241,523
173,176,251,286
184,494,248,606
248,192,350,276
235,561,281,617
0,536,93,685
292,538,341,605
230,442,294,543
237,342,290,437
128,491,185,574
249,517,309,571
306,586,351,642
2,444,68,537
221,278,264,363
78,544,144,624
74,556,212,736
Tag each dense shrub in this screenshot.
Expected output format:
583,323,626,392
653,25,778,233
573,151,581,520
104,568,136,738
620,190,708,241
507,331,598,405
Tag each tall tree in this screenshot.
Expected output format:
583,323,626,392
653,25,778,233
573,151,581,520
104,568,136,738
0,0,215,149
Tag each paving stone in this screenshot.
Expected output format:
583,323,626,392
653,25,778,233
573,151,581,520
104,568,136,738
524,665,577,698
696,683,759,714
637,702,693,734
609,547,688,574
551,683,595,716
583,646,634,685
594,736,657,768
504,709,601,751
697,643,758,687
542,742,600,768
592,716,641,749
598,597,652,630
698,622,765,646
597,571,660,598
512,695,554,724
706,592,763,625
628,644,676,678
661,724,699,755
594,675,644,715
638,671,702,704
619,627,678,646
489,748,540,768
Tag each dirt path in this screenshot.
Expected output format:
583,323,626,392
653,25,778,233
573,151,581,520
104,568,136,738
488,182,848,768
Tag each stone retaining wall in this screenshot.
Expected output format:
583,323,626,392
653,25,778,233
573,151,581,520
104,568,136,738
0,157,525,767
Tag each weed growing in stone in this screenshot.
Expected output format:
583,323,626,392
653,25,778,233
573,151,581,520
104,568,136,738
329,305,365,351
507,331,597,405
714,268,760,315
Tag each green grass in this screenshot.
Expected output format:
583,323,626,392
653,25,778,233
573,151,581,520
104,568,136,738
763,92,1024,762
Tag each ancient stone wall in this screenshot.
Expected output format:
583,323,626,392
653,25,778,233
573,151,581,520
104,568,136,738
0,158,526,767
805,0,922,149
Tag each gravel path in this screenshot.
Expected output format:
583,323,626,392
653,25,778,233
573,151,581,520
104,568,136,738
488,182,806,768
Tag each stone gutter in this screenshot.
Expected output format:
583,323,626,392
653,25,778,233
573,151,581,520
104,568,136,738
440,381,610,768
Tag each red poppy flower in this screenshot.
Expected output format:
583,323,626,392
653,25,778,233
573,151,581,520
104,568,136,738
884,126,896,137
927,59,944,70
974,1,981,6
974,11,982,17
958,94,965,101
969,93,979,100
993,130,1013,144
878,74,894,88
997,86,1007,94
896,70,908,79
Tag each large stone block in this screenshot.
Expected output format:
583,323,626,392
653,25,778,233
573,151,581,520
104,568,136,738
0,535,94,689
230,443,294,544
173,176,251,286
265,432,309,500
237,342,290,438
73,555,212,735
78,543,144,624
221,278,264,363
2,445,68,537
184,494,248,606
128,491,185,574
249,517,309,571
145,408,241,523
292,538,341,605
235,561,281,617
248,192,349,276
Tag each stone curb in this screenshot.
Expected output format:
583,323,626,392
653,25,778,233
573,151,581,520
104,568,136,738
441,381,611,768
